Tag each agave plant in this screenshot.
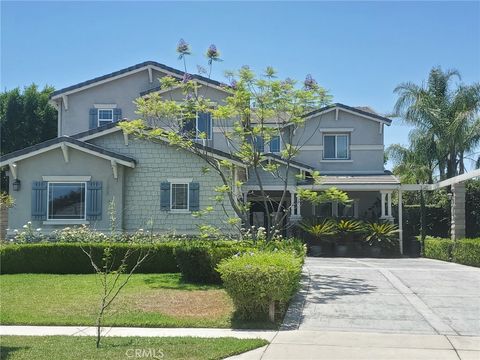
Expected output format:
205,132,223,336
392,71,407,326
365,222,399,248
299,219,337,241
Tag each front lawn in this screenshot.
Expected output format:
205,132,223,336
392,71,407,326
0,336,268,360
0,273,274,329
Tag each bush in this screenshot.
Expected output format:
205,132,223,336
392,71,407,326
174,241,252,284
424,237,453,261
452,238,480,267
217,251,303,320
0,242,179,274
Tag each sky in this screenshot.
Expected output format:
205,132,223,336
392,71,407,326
1,1,479,170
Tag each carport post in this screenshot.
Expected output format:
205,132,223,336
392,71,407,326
398,189,403,254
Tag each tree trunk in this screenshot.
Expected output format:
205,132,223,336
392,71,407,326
459,151,465,174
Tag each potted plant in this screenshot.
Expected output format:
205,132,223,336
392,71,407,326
364,222,399,257
299,219,337,256
335,219,365,257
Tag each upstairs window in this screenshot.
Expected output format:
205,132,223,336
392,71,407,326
270,136,281,153
98,109,114,127
323,134,349,159
47,182,86,220
249,135,264,152
196,112,212,140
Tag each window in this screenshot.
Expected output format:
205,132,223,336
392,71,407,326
47,182,86,220
338,201,357,218
323,134,349,159
249,136,264,152
98,109,113,126
270,136,281,153
196,112,212,140
171,183,189,210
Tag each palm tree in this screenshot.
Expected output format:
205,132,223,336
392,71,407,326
393,67,480,179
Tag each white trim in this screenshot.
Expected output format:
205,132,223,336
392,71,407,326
323,133,349,160
9,163,17,179
337,107,391,126
94,104,117,109
297,184,399,191
213,126,226,133
62,95,68,110
42,176,91,181
321,170,387,174
261,156,312,172
43,220,90,225
170,182,190,212
51,64,231,100
350,145,384,150
79,127,122,141
167,178,193,183
97,108,114,127
46,181,87,221
320,159,354,163
65,142,135,168
148,67,153,83
301,145,324,151
320,128,354,132
195,112,213,140
303,106,391,126
60,143,69,162
111,160,118,179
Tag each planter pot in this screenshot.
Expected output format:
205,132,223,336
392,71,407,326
310,244,323,257
369,246,382,258
352,242,363,257
335,244,349,257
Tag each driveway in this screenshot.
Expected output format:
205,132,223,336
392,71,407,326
290,257,480,335
231,257,480,360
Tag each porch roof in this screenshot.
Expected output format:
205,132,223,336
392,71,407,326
297,171,400,190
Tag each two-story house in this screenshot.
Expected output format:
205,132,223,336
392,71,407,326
0,61,400,239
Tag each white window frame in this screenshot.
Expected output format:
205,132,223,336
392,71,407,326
323,134,349,160
313,202,334,217
46,181,87,221
170,181,190,212
98,108,114,127
195,112,213,140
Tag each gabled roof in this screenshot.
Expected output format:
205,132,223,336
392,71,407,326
303,103,393,125
50,61,229,99
262,153,314,172
0,136,137,168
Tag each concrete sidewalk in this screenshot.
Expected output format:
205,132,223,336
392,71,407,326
228,330,480,360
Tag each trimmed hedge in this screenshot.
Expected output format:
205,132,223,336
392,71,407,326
217,251,303,321
0,242,179,274
452,239,480,267
424,237,480,267
424,237,453,262
174,241,253,284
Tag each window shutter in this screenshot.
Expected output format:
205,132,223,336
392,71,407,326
113,108,122,122
256,136,264,152
189,182,200,211
86,181,102,220
31,181,47,220
89,108,97,129
160,182,171,211
197,112,211,139
182,117,195,137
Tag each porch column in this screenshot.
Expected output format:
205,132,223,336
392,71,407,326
387,191,392,218
290,191,295,216
398,189,403,254
296,193,301,216
451,183,466,240
380,191,386,218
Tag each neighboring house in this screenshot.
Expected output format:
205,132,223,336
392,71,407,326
0,61,400,237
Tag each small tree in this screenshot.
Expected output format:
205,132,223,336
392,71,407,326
120,40,348,239
80,199,151,348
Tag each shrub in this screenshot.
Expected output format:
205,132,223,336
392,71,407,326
299,219,337,241
174,241,252,284
0,242,179,274
424,237,453,262
217,251,303,321
452,238,480,267
364,222,399,249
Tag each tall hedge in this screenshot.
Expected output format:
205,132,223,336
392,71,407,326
0,242,179,274
424,237,480,267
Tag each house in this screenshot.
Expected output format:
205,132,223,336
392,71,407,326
0,61,400,238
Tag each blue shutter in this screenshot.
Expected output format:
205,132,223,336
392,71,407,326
89,108,97,129
31,181,47,220
160,182,171,211
255,136,264,152
197,112,211,139
86,181,102,220
189,182,200,211
270,136,280,153
113,108,122,122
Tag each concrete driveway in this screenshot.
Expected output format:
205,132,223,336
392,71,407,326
288,257,480,336
230,257,480,359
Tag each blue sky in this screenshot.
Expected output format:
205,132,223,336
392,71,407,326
1,1,479,169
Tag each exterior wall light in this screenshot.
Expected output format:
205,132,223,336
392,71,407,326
12,179,21,191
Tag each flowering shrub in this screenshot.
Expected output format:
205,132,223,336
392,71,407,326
12,222,45,243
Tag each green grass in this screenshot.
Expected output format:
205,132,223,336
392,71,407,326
0,336,268,360
0,273,276,329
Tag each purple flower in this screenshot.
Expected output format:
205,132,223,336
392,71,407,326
182,72,193,83
230,79,238,89
303,74,318,90
176,39,190,56
206,44,219,58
